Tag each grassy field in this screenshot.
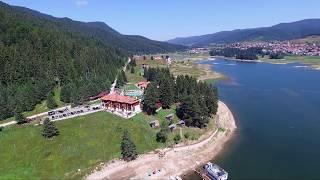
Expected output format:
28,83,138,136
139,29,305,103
284,55,320,65
0,111,165,179
134,54,225,81
260,55,320,67
125,66,145,83
123,83,140,90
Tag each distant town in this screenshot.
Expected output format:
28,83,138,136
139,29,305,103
190,40,320,56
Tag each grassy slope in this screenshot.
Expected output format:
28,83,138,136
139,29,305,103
125,66,145,84
0,111,163,179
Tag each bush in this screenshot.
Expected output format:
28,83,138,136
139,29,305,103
173,134,181,144
130,66,135,74
0,126,3,132
47,93,58,109
156,130,167,143
184,132,190,139
15,112,26,124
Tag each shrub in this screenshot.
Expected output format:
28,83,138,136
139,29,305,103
47,93,58,109
184,132,190,139
156,130,167,143
15,112,26,124
173,134,181,144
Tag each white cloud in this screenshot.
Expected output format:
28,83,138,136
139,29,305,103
75,0,88,6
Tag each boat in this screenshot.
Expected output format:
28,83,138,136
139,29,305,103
203,162,228,180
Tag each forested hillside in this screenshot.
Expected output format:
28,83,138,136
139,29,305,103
168,19,320,46
2,2,185,54
0,3,127,120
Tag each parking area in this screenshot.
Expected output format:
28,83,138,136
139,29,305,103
48,104,103,122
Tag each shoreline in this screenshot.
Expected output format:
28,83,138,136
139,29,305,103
212,55,320,70
86,101,237,179
211,56,262,63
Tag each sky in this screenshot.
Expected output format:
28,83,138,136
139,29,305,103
3,0,320,41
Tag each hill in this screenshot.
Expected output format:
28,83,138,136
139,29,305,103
167,19,320,46
290,35,320,44
2,2,185,54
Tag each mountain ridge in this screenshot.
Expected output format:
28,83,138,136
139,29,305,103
167,19,320,46
0,1,185,54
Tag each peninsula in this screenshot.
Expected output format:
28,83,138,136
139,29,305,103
87,101,236,179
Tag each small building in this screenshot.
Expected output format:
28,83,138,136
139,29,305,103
149,120,160,128
101,93,141,118
89,91,109,100
141,64,149,69
168,124,176,131
137,81,150,90
177,120,185,126
154,56,162,60
165,114,174,121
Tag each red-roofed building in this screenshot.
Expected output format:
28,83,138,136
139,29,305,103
89,91,109,100
137,81,150,90
101,93,141,118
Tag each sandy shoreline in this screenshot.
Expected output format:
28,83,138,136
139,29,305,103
86,101,237,180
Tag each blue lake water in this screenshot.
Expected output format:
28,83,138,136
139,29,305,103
188,58,320,179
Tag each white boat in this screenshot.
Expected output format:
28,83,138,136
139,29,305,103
204,162,228,180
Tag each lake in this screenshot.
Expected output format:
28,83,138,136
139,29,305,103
187,58,320,179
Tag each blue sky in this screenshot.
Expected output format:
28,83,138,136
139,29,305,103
3,0,320,41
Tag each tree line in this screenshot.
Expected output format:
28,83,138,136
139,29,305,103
210,47,260,60
210,47,285,60
142,67,218,128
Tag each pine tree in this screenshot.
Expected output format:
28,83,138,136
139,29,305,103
15,112,26,124
60,84,72,103
47,93,58,109
121,130,138,161
159,77,174,109
42,118,59,139
142,83,159,115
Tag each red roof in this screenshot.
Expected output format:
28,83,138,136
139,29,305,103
90,91,109,100
137,81,150,88
101,93,139,104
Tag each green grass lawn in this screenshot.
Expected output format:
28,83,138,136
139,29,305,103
0,111,162,179
125,66,145,83
123,83,140,90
